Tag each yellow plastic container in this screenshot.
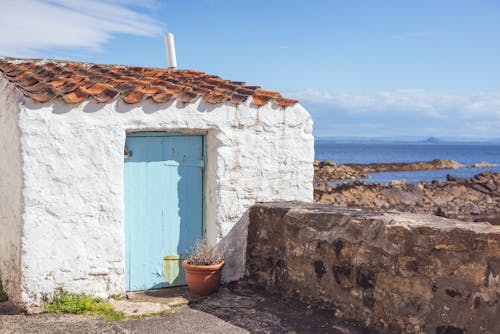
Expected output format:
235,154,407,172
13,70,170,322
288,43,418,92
163,254,185,286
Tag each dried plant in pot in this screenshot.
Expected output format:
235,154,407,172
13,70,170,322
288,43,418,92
182,240,224,296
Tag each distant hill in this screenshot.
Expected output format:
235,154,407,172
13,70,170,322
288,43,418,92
421,137,443,144
315,136,500,144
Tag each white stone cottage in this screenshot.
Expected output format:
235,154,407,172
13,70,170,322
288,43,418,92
0,58,314,307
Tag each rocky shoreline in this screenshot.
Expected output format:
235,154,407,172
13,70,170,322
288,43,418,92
314,171,500,225
314,160,368,181
314,159,470,182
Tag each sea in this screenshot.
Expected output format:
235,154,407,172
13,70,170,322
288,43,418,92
315,140,500,184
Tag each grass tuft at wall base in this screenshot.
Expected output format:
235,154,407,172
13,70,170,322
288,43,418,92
45,291,124,321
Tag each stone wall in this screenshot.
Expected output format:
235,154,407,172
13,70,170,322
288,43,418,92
247,203,500,334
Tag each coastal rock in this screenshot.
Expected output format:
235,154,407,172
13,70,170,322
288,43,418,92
343,159,463,173
314,159,463,182
314,160,368,181
314,172,500,225
470,161,498,168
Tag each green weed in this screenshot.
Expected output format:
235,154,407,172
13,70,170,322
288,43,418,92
0,281,8,302
196,300,207,311
45,291,124,321
110,294,123,301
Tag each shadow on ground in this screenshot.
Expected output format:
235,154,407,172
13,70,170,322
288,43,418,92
190,281,378,334
0,300,22,315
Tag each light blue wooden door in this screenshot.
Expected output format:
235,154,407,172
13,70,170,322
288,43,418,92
124,133,204,291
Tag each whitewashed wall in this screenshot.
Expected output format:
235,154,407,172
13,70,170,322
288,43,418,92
0,78,23,305
16,97,314,307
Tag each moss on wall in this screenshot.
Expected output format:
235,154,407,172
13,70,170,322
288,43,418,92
0,280,8,302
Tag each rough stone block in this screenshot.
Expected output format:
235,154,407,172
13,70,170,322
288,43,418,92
247,203,500,333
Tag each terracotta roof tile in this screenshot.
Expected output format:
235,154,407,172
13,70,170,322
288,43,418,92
63,86,90,104
34,68,57,80
275,97,299,108
0,62,18,73
25,86,58,103
255,89,280,98
204,91,229,104
22,81,51,93
93,87,120,103
151,90,176,103
237,87,258,95
86,83,115,95
50,77,72,89
192,87,212,95
179,91,200,103
58,80,80,94
231,93,249,105
80,79,96,89
0,57,299,108
123,89,148,104
5,68,27,77
69,75,88,83
114,82,142,93
142,86,166,95
252,94,274,107
16,74,39,87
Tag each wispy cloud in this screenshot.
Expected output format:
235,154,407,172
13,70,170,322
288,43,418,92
391,31,439,41
287,89,500,138
0,0,163,57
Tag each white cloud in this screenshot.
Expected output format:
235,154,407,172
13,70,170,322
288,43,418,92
0,0,163,57
286,89,500,138
289,89,500,117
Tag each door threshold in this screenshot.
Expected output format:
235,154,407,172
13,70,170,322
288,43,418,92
126,286,189,306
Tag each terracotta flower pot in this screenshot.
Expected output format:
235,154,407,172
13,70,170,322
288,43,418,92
182,259,224,296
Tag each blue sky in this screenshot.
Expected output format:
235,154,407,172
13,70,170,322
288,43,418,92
1,0,499,138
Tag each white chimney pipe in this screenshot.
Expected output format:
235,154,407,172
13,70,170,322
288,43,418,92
164,33,177,69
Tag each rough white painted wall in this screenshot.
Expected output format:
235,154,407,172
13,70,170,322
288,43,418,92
0,77,23,304
18,97,314,306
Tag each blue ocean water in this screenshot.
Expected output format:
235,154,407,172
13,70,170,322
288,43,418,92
315,141,500,184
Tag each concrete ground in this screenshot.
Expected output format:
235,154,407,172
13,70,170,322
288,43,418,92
0,281,377,334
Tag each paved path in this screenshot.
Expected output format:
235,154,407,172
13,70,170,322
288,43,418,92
0,282,377,333
0,307,246,334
